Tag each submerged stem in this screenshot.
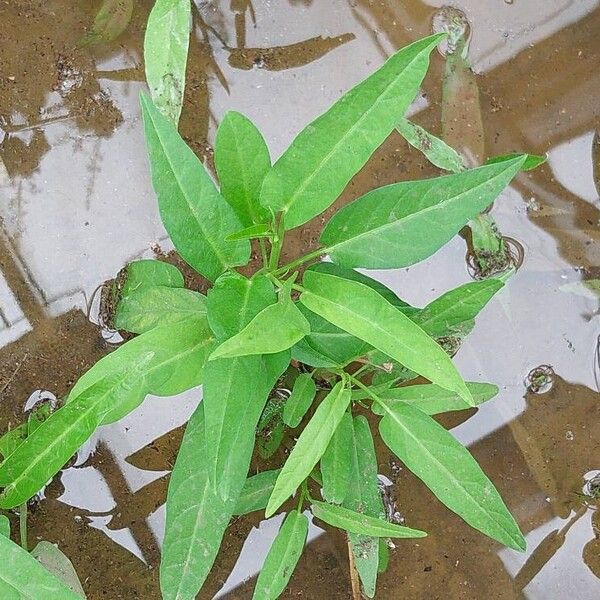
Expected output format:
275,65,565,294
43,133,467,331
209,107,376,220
19,503,27,551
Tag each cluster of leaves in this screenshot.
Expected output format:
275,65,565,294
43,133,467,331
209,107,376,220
0,6,544,598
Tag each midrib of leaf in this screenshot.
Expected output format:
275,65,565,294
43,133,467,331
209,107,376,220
418,284,499,332
174,479,212,600
230,128,258,222
145,104,231,270
379,402,522,548
0,382,117,495
324,160,524,257
277,48,431,217
303,291,449,378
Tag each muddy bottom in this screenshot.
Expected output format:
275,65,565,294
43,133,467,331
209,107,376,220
1,0,600,598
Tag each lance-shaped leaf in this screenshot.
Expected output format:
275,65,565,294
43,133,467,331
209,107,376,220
160,404,233,600
68,316,215,425
30,542,86,597
215,112,272,226
320,155,528,269
140,94,250,281
396,118,464,173
413,279,504,338
80,0,133,46
266,381,351,517
311,500,426,538
204,273,289,499
343,415,386,598
378,401,525,551
203,352,289,500
0,534,83,599
485,153,546,171
209,296,310,360
300,270,473,405
260,34,443,229
226,223,272,241
0,515,9,538
207,272,276,340
320,411,353,504
114,286,207,334
282,374,317,428
144,0,191,125
292,303,370,368
235,469,281,516
370,382,498,416
0,354,154,509
252,511,309,600
118,259,184,295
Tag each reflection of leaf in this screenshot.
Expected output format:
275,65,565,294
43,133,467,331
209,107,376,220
0,533,82,598
107,476,168,530
31,541,86,597
228,34,355,71
80,0,134,46
144,0,191,124
560,280,600,300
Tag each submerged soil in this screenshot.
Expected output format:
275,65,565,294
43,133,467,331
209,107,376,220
1,0,599,598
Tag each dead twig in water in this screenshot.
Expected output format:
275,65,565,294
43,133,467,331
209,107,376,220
347,538,362,600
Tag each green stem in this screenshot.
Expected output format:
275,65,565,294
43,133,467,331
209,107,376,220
19,503,27,551
273,246,327,277
347,373,386,411
268,214,286,272
258,238,269,268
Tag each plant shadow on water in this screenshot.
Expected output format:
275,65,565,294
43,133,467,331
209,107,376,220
0,0,600,598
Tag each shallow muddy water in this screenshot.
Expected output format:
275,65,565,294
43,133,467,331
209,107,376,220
1,0,599,598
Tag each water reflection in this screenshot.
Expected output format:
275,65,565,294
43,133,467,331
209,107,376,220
0,0,599,598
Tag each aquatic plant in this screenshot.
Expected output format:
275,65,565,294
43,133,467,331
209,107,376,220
0,27,544,598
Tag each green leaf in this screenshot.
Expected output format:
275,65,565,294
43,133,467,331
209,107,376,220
160,403,232,600
343,415,385,598
378,401,525,551
0,354,154,508
292,303,371,368
320,155,528,269
234,469,281,515
311,500,425,538
378,540,389,573
114,286,207,334
413,279,504,338
144,0,191,124
204,273,289,500
140,93,250,281
396,118,464,173
282,374,317,428
0,534,83,599
370,382,498,416
308,262,415,312
266,381,351,517
300,270,474,406
207,272,276,340
260,34,443,230
203,352,289,500
0,515,9,538
225,223,272,241
0,427,27,462
68,316,215,425
320,411,353,504
80,0,133,46
30,542,86,597
118,259,185,296
215,112,272,226
252,511,309,600
209,296,310,360
486,153,546,171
